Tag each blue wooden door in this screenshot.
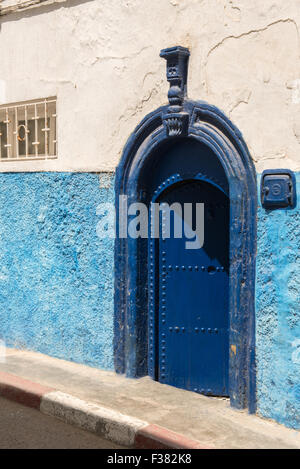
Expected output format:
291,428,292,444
157,180,229,396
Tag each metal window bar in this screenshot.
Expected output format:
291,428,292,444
0,98,57,161
25,104,29,158
4,108,11,158
43,100,50,157
14,106,19,159
32,103,39,157
52,111,57,155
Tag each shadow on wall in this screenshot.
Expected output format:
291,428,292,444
0,0,95,24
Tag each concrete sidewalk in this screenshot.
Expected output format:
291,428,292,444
0,348,299,449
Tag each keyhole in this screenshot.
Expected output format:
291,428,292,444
207,266,216,275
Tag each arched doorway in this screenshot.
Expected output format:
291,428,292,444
114,47,257,412
145,138,230,396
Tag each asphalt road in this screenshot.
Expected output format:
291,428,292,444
0,397,124,449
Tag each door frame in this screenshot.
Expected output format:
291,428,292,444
114,100,257,412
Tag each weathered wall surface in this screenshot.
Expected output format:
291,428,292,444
0,172,115,369
256,174,300,429
0,170,298,429
0,0,299,430
0,0,300,172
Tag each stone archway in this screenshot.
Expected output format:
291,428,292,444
114,47,257,412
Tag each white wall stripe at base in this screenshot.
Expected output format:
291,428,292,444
40,391,147,447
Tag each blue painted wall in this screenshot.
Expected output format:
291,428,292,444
0,170,299,429
0,172,115,370
256,172,300,429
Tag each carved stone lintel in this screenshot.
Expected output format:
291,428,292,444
160,46,190,137
163,112,189,137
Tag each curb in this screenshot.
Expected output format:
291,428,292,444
0,371,212,449
0,371,54,409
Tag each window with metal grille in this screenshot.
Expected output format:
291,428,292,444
0,97,57,161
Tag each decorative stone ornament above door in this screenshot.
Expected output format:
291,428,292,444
160,46,190,137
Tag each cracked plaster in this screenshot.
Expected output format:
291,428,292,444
0,1,299,173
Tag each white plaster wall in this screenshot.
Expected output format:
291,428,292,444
0,0,300,172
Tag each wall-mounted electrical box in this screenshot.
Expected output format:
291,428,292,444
261,169,296,209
